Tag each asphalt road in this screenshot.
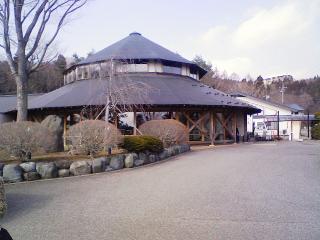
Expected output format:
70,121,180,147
2,141,320,240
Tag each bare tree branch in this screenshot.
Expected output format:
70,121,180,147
0,0,87,121
29,0,87,72
21,0,40,24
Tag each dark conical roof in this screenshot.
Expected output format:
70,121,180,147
76,33,204,74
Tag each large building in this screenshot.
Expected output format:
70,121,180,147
1,32,260,145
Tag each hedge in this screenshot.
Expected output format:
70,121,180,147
311,112,320,140
0,177,6,219
121,135,164,153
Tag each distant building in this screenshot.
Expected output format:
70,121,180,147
263,75,293,85
231,92,313,140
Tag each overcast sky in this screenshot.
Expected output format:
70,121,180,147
47,0,320,79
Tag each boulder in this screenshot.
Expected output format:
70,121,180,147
180,144,190,153
105,166,114,172
167,147,175,157
105,157,111,166
41,115,64,152
124,154,137,168
138,152,148,164
55,160,72,169
3,164,23,183
58,169,70,178
174,146,180,155
20,162,36,173
159,149,169,160
0,163,4,177
109,155,124,170
148,154,157,163
23,172,40,181
70,161,91,176
92,157,107,173
134,159,144,167
36,162,58,179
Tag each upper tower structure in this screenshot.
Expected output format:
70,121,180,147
64,32,206,84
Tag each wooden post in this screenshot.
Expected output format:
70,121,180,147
200,113,206,142
210,111,214,145
244,114,248,142
115,113,119,128
186,112,190,141
307,111,310,139
133,111,137,135
223,114,226,144
63,115,67,150
233,112,237,143
175,112,180,122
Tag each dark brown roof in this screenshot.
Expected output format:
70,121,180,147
26,73,260,114
0,94,43,113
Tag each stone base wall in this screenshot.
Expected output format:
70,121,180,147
0,144,190,183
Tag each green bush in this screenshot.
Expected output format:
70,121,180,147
0,177,6,219
311,112,320,139
122,135,164,153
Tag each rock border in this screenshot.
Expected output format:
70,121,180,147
0,144,190,183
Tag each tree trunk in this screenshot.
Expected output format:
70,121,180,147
15,43,29,122
16,74,28,121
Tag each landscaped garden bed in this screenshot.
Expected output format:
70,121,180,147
0,144,190,183
0,117,191,183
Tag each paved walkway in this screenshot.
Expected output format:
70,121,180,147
2,141,320,240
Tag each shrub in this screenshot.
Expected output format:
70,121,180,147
122,135,164,153
311,112,320,140
0,121,55,161
0,177,6,219
68,120,123,156
139,119,188,147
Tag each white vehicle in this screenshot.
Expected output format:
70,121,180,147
254,121,274,140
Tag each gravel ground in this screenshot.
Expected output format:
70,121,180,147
1,141,320,240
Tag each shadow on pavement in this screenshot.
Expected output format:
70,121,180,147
1,192,52,223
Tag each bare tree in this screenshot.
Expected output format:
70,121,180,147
68,120,123,157
0,0,87,121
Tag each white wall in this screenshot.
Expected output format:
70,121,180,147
236,96,301,139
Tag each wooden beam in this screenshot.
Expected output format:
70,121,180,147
214,113,235,140
133,111,137,135
183,112,207,133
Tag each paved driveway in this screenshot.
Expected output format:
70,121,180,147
2,141,320,240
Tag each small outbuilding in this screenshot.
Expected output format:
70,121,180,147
231,92,314,140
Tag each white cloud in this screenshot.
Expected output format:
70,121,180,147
195,0,320,79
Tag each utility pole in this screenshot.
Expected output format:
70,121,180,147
279,81,287,104
307,111,310,139
277,111,280,139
